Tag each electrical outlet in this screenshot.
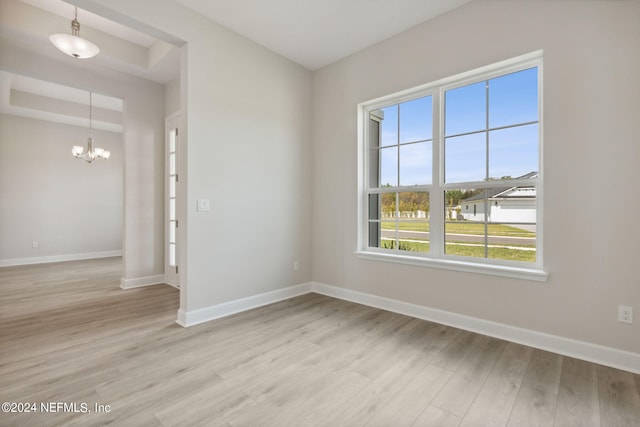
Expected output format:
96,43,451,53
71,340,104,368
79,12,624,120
618,305,633,324
293,261,299,271
32,241,39,249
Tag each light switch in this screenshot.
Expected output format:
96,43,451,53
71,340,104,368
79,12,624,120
197,199,210,211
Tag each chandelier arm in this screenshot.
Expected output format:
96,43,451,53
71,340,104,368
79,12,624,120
71,91,108,163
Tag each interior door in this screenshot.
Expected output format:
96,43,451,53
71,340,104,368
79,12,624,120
165,114,179,287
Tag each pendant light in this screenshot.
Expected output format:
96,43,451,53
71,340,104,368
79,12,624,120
50,7,100,59
72,92,110,163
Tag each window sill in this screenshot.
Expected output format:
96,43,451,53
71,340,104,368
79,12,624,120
354,250,549,282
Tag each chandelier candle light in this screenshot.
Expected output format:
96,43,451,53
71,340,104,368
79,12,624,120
49,6,100,59
72,92,110,163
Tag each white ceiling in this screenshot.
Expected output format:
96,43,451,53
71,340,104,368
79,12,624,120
21,0,158,48
0,0,471,131
0,0,179,131
2,0,181,84
176,0,472,70
9,0,472,75
0,71,124,133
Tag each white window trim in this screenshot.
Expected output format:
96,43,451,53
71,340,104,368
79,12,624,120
356,51,548,282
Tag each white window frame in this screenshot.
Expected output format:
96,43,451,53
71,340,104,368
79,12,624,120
356,51,548,282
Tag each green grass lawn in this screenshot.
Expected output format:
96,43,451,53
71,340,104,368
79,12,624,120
378,219,536,262
380,239,536,262
446,244,536,262
381,221,535,238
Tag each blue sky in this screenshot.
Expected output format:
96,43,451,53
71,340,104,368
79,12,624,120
376,67,538,186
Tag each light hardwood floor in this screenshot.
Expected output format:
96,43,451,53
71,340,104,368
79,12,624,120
1,258,639,426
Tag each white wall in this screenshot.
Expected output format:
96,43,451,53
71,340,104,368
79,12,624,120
312,0,640,355
44,0,638,362
460,200,537,223
81,0,313,316
0,114,122,264
0,39,166,282
164,77,180,117
490,201,536,223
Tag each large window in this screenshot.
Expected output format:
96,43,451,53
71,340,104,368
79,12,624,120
359,52,546,280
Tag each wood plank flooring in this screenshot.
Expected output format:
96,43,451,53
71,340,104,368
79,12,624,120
1,258,639,426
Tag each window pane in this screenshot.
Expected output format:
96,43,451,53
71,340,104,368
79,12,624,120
369,148,380,187
379,191,429,252
379,222,396,250
169,198,176,221
399,141,431,186
169,129,176,152
445,189,537,262
380,208,397,249
444,189,470,220
489,124,538,180
458,189,484,221
445,132,486,183
488,223,536,263
445,222,486,257
368,194,380,221
368,194,383,248
375,192,397,249
380,104,398,147
169,243,176,266
399,96,432,143
398,191,429,218
169,220,176,243
489,67,538,128
396,222,430,253
445,81,486,136
169,152,176,175
169,175,176,198
489,190,537,223
369,113,382,149
370,192,397,219
445,189,486,257
369,221,382,248
380,147,398,187
381,192,396,218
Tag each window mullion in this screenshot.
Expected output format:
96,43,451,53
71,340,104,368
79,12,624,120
396,104,401,188
483,191,489,258
431,89,443,257
485,79,490,181
485,80,490,258
395,192,400,250
396,104,401,251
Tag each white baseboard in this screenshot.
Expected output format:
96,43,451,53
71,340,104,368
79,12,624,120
164,278,179,289
311,282,640,375
0,250,122,267
120,275,165,289
170,280,640,374
176,282,313,327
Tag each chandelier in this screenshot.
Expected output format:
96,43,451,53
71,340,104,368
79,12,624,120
72,92,110,163
49,7,100,59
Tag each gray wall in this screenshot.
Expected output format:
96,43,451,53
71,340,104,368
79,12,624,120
0,114,122,263
312,0,640,354
84,0,314,316
0,39,166,282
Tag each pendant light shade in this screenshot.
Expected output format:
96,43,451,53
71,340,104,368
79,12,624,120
50,7,99,59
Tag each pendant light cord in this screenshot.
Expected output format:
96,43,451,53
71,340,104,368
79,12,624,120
89,91,93,137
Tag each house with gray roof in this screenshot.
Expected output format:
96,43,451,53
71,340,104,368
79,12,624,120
460,172,537,223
